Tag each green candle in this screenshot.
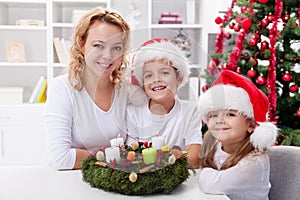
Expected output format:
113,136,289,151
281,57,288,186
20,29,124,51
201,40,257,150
142,148,157,164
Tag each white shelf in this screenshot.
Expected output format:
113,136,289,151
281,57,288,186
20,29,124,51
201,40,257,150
150,24,203,29
52,23,74,28
0,62,47,67
52,0,107,3
0,25,47,31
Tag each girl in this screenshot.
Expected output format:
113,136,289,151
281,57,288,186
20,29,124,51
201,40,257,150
44,7,145,170
198,70,277,199
126,38,202,168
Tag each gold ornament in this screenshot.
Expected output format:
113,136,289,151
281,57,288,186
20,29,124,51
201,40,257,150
129,172,138,183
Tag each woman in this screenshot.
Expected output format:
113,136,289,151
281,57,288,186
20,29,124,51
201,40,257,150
44,7,145,170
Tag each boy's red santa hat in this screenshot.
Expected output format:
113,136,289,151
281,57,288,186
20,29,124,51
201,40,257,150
131,38,189,87
199,70,278,151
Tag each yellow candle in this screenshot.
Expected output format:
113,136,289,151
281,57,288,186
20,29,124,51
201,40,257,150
127,151,136,161
142,148,157,164
161,146,170,152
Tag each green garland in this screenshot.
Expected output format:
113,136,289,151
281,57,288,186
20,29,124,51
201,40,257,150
81,155,191,195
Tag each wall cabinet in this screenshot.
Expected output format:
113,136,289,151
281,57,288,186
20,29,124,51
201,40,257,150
0,104,47,165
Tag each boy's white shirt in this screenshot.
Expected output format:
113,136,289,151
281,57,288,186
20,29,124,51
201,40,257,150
125,98,203,149
198,142,271,200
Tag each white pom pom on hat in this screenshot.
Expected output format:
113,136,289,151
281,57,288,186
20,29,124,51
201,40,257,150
198,70,278,151
131,38,189,87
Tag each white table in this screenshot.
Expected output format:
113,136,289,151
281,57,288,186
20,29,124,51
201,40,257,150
0,165,229,200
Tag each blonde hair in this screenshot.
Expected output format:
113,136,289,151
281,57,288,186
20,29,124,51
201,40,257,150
199,119,261,170
68,7,131,90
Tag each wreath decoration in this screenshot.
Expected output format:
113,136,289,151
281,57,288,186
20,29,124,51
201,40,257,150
81,143,193,195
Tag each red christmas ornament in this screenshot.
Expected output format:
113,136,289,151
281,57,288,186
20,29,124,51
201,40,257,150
236,67,242,74
241,6,248,13
224,33,232,39
254,33,260,39
215,17,223,24
282,13,290,22
259,0,268,3
267,14,275,22
296,109,300,118
247,68,257,78
229,22,235,29
249,37,257,46
202,85,209,92
261,17,269,27
260,41,269,50
282,72,292,82
289,83,299,93
222,63,229,70
256,74,266,85
242,18,252,29
233,24,241,32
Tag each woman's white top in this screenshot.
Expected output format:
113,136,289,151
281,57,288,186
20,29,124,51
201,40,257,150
44,74,146,170
198,142,271,200
125,98,203,149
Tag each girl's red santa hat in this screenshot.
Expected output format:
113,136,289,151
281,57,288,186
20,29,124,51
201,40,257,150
199,70,278,151
131,38,189,87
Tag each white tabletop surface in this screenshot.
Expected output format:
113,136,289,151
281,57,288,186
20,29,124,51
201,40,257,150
0,165,229,200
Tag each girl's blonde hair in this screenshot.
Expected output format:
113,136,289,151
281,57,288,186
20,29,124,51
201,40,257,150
68,7,131,90
199,119,260,170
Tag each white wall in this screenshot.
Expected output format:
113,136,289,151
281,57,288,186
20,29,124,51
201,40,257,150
200,0,232,34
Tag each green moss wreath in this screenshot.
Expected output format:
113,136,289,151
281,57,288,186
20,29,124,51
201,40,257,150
81,150,192,195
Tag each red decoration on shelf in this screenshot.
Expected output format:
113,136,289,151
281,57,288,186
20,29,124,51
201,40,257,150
289,83,299,93
256,74,267,85
247,68,257,78
282,72,292,82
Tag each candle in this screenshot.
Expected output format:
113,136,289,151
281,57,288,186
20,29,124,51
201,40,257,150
127,151,136,161
151,136,165,149
105,147,120,163
142,148,157,164
110,137,124,147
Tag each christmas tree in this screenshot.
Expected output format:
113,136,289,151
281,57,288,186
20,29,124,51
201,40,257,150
203,0,300,146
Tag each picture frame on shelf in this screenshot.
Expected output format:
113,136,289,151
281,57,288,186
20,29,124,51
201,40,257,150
6,41,26,62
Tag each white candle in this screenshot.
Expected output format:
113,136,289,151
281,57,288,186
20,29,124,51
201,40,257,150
151,136,165,149
110,137,124,147
105,147,120,163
